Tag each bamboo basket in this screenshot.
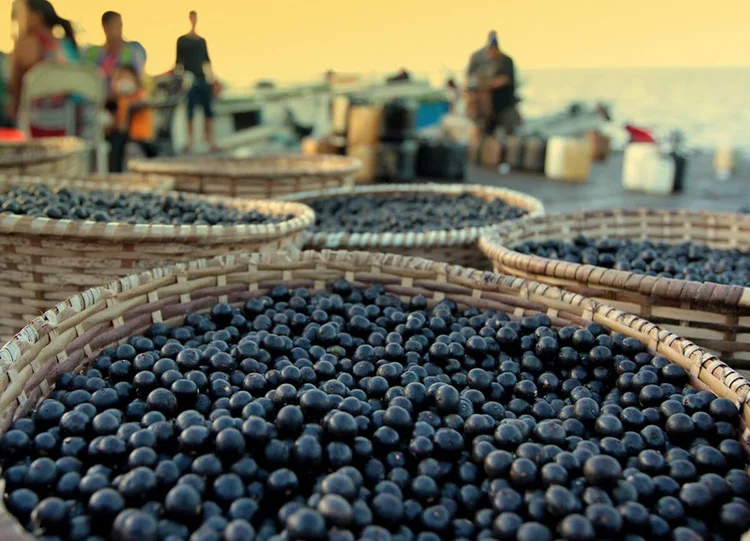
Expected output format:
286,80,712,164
279,183,545,269
127,154,364,198
1,173,175,193
479,208,750,366
0,177,314,341
0,138,90,177
0,250,749,541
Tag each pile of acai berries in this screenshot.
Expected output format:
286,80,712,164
308,193,527,234
1,281,749,541
0,184,293,226
514,234,750,286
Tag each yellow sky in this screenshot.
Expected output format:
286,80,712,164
3,0,749,85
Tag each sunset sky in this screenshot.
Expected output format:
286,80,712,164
3,0,749,86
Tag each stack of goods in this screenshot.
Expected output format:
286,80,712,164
1,250,749,541
0,176,314,340
377,99,418,183
475,135,549,175
479,208,750,365
280,183,544,268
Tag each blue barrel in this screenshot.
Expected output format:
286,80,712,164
415,100,451,130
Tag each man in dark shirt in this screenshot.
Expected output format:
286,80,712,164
176,10,218,152
479,37,518,136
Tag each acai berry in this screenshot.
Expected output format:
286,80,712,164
2,281,749,540
0,183,293,226
308,192,528,234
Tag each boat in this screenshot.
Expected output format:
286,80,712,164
144,72,452,156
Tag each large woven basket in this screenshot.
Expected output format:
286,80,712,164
1,173,175,193
479,208,750,366
0,251,749,541
127,154,363,198
0,138,90,177
279,183,545,269
0,177,314,341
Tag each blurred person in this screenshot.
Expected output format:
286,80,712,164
107,64,156,172
85,11,146,107
9,0,82,137
477,36,518,136
467,30,497,79
175,10,218,152
1,51,11,127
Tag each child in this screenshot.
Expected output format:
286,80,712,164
108,64,156,171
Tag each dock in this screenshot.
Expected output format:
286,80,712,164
466,151,749,214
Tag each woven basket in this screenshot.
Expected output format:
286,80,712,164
0,178,314,341
1,173,175,193
279,183,545,269
127,154,363,198
0,250,749,541
0,138,90,177
479,208,750,366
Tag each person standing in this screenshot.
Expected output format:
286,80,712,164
176,10,218,152
9,0,81,137
84,11,145,100
478,36,518,136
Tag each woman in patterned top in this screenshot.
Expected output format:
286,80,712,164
9,0,82,137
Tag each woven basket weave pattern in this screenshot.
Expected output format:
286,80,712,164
0,138,90,177
0,177,314,341
479,208,750,365
127,154,364,198
280,183,545,269
0,250,748,540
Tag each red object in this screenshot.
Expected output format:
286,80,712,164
625,124,656,144
0,129,26,142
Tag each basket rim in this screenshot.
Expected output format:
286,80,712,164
0,137,90,167
0,177,315,241
478,207,750,309
127,153,363,179
1,250,746,410
277,183,545,249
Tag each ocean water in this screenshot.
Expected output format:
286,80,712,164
516,67,750,151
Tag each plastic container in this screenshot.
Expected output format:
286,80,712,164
642,154,676,194
544,137,592,182
348,145,378,182
479,136,502,168
377,140,418,182
415,100,451,129
416,138,468,180
331,95,350,135
346,105,382,147
522,137,546,172
380,99,416,142
504,136,524,169
714,147,736,180
622,143,659,191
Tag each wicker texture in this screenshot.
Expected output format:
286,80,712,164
0,177,314,341
1,249,749,541
0,138,90,177
479,208,750,366
127,154,364,198
279,183,545,269
0,173,175,192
